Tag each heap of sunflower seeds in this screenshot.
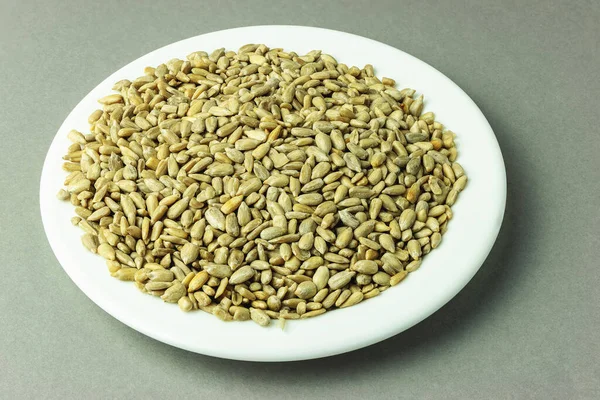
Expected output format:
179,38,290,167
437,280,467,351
57,44,467,327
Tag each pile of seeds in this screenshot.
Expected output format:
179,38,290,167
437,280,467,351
57,44,467,327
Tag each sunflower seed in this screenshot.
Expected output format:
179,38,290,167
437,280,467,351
205,207,226,231
399,209,416,230
373,271,391,286
97,242,115,260
229,265,254,285
407,240,422,260
221,195,243,214
300,309,327,319
340,291,363,308
351,260,378,275
180,243,199,264
112,267,136,281
406,259,422,272
390,270,408,286
81,233,98,253
328,271,356,290
213,306,233,321
349,186,374,199
188,271,209,292
202,263,231,278
161,282,186,303
454,175,468,192
295,281,318,299
250,308,270,327
178,296,193,312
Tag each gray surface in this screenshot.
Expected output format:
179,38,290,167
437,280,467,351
1,0,598,398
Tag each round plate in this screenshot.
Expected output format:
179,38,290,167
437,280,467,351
40,26,506,361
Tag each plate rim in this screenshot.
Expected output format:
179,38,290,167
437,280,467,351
40,25,506,361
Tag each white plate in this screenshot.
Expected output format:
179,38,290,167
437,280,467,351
40,26,506,361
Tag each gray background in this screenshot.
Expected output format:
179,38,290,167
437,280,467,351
1,0,598,398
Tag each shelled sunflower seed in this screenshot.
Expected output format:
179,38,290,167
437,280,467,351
58,44,467,327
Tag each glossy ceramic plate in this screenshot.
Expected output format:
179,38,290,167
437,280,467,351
40,26,506,361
